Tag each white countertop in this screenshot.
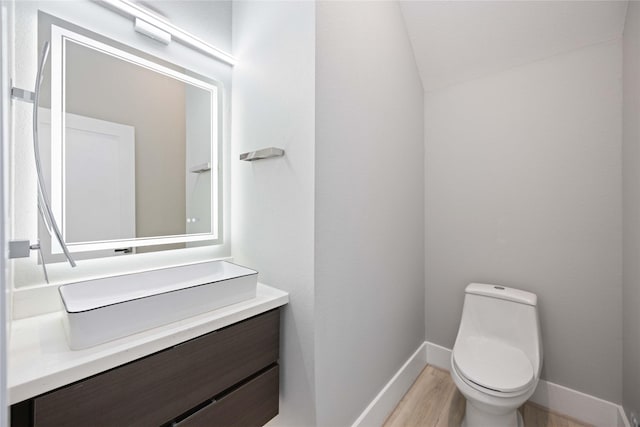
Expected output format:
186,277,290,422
8,283,289,405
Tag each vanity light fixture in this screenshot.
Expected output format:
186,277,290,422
100,0,237,66
134,18,171,45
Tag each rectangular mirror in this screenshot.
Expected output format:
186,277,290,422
41,22,222,257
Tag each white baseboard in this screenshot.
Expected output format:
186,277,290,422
424,341,629,427
618,407,633,427
531,378,629,427
425,341,452,371
351,343,427,427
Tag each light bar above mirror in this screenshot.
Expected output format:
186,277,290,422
99,0,237,66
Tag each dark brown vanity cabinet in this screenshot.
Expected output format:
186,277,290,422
11,309,281,427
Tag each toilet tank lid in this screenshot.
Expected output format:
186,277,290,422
466,283,537,306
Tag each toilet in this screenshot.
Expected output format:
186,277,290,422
451,283,542,427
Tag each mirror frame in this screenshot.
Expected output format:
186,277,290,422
47,24,222,254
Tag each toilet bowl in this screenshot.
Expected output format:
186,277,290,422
451,283,542,427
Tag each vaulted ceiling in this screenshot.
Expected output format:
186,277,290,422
399,1,629,92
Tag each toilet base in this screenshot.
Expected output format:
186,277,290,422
462,400,524,427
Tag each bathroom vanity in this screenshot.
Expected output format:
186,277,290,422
8,284,288,427
7,4,289,426
5,3,290,425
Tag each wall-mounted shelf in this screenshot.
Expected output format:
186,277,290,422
189,162,211,173
11,87,35,103
239,147,285,162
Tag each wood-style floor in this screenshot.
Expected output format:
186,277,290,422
383,365,593,427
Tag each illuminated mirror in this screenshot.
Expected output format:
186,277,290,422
40,23,222,259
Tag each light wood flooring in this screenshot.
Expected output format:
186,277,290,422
383,365,593,427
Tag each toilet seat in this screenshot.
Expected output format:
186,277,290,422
453,336,534,394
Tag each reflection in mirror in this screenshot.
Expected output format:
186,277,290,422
39,19,222,260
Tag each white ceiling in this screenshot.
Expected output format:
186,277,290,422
399,1,629,92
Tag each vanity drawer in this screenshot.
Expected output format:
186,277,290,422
175,365,279,427
32,309,279,427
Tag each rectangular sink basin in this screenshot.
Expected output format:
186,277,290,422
59,261,258,350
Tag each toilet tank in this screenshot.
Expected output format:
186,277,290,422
456,283,542,374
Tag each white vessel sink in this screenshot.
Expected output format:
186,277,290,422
59,261,258,350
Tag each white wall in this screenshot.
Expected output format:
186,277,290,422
231,2,316,426
425,40,623,403
314,2,424,426
11,1,232,294
623,0,640,422
137,1,232,53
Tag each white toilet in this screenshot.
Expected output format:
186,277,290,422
451,283,542,427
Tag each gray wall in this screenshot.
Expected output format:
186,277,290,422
231,2,316,426
185,85,212,242
623,1,640,421
424,40,623,402
315,2,425,425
